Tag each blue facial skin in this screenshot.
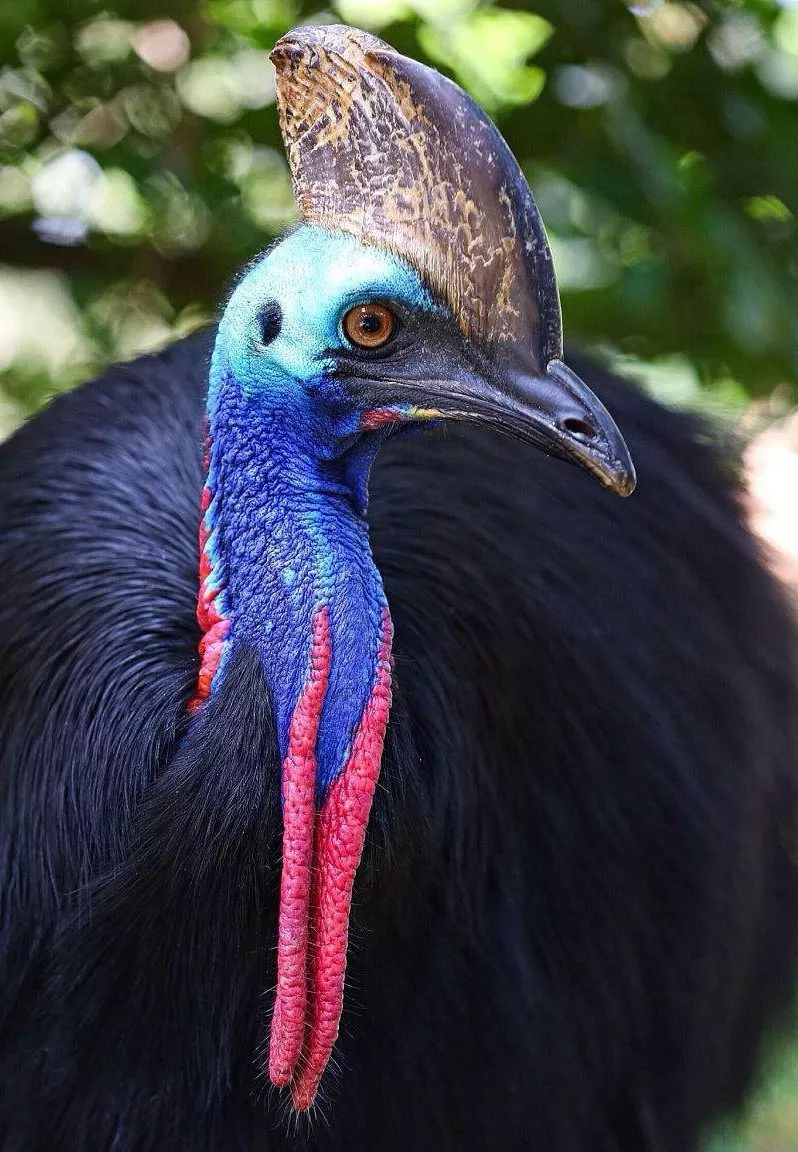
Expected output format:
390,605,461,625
205,226,438,800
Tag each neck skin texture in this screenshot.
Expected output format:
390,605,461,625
191,341,393,1110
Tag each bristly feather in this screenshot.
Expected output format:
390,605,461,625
0,331,797,1150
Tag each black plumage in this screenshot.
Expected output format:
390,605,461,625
0,330,796,1150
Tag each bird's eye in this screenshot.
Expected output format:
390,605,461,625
342,303,397,350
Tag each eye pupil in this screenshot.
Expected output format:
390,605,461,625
343,303,396,349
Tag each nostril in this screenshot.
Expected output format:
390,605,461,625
561,417,597,442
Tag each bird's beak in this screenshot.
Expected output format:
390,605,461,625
373,352,636,498
436,356,636,497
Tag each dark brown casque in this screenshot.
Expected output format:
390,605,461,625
270,24,563,372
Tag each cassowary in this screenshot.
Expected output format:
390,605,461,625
1,23,796,1152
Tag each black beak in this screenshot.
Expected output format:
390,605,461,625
476,357,636,497
396,354,636,498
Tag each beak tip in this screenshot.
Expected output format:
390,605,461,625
542,360,637,498
601,440,636,498
609,462,637,498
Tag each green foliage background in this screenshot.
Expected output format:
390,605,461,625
1,1,797,1146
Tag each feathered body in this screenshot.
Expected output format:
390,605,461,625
1,330,796,1150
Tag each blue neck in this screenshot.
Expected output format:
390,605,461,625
202,363,388,800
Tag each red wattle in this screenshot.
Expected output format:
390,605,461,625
188,617,229,714
290,606,393,1110
189,447,229,715
360,407,401,430
269,606,332,1085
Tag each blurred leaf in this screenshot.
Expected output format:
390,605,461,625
418,9,552,110
75,18,134,67
87,166,148,238
0,100,39,148
745,193,794,222
334,0,411,29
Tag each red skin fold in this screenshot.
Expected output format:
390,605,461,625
290,606,393,1109
188,478,229,715
268,604,394,1108
269,606,332,1085
360,407,401,430
191,438,394,1107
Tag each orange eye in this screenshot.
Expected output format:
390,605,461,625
342,303,397,350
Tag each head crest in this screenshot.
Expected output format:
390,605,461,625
270,24,562,370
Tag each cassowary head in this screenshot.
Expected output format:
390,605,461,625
197,24,635,1111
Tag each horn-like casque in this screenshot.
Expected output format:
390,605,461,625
270,24,562,371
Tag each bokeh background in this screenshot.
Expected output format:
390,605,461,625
1,1,797,1146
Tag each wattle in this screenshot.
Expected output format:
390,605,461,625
189,367,395,1109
